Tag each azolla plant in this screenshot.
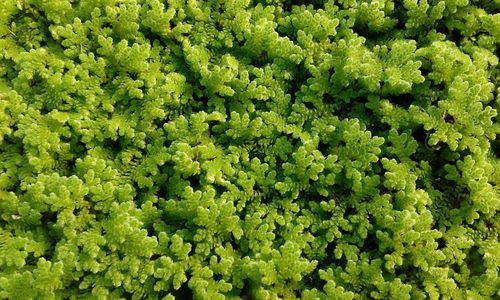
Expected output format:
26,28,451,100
0,0,499,299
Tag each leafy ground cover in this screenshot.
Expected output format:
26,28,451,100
0,0,499,299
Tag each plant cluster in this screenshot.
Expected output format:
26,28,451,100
0,0,499,299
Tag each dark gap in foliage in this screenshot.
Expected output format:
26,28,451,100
419,66,430,77
373,120,393,141
41,240,57,262
336,252,349,270
213,273,223,282
381,268,397,282
251,50,269,68
278,0,325,11
398,254,413,277
58,155,78,176
344,204,357,217
233,38,247,51
353,24,376,39
393,6,408,32
367,122,392,139
239,279,253,300
119,290,134,300
410,124,426,145
410,126,437,153
159,166,178,197
485,4,500,14
101,137,125,158
301,100,315,111
431,81,446,94
455,148,472,161
40,105,54,115
376,178,391,195
0,59,16,80
25,252,38,266
436,237,446,250
163,216,189,231
323,238,336,261
294,287,301,298
212,184,228,201
354,22,397,41
451,262,462,274
435,22,452,43
129,181,148,202
387,93,415,109
322,92,336,105
317,140,330,155
169,20,176,31
150,254,160,261
491,134,500,158
447,29,463,46
466,246,486,276
228,235,242,254
40,211,58,226
126,71,139,81
276,24,293,40
302,270,324,291
65,278,87,294
254,99,269,112
146,223,156,237
214,20,224,32
362,230,380,253
492,89,498,104
192,88,209,106
287,62,310,97
171,278,194,299
447,188,466,210
429,160,447,184
2,126,21,145
279,1,295,12
152,118,166,132
363,28,408,48
443,111,455,124
302,190,330,212
186,175,201,190
62,135,87,155
335,99,373,131
29,73,44,87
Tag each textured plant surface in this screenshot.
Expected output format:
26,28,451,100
0,0,499,299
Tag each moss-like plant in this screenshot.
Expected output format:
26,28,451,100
0,0,499,299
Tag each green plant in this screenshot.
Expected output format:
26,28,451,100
0,0,499,299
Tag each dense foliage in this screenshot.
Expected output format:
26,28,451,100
1,0,499,299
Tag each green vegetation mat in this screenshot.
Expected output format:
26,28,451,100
0,0,499,299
